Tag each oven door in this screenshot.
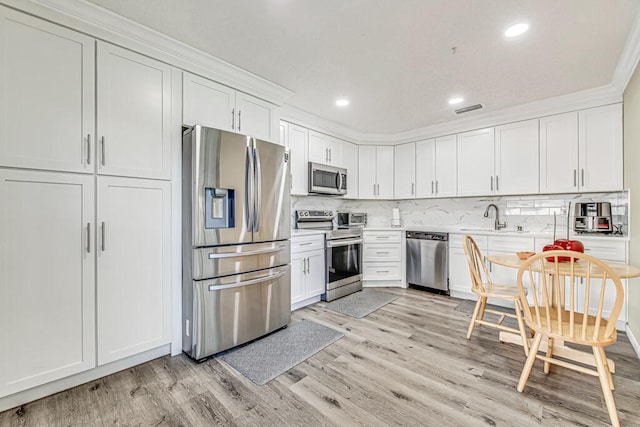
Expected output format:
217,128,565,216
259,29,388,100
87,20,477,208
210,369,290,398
326,237,362,290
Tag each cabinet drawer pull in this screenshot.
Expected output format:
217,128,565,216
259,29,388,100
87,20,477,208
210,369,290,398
86,135,91,165
299,242,313,246
101,221,105,251
490,176,493,191
100,136,105,166
431,181,434,194
435,180,439,194
376,251,390,254
376,270,390,273
376,236,391,239
411,182,414,195
581,169,584,186
495,176,499,191
573,169,577,187
86,222,91,253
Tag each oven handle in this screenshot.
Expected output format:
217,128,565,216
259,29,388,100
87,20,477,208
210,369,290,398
326,238,363,248
208,270,288,291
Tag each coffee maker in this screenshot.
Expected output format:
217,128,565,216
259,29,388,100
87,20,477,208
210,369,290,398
574,202,612,233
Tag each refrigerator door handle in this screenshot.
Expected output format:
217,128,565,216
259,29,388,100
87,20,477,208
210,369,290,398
253,140,262,232
245,145,253,230
208,270,287,291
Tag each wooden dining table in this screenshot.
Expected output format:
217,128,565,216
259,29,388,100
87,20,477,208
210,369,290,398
486,253,640,372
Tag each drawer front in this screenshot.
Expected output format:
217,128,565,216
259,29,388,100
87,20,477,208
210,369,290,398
488,236,535,252
291,234,325,253
582,242,626,262
363,244,401,262
449,233,487,250
364,231,402,244
363,262,401,280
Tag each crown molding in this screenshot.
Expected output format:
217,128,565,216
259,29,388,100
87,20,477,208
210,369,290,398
0,0,293,105
613,5,640,93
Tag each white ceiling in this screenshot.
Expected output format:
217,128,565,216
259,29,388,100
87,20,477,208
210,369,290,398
85,0,640,135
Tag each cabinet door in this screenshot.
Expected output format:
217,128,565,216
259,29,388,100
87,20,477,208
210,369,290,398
290,253,305,305
539,112,579,193
579,104,623,192
342,141,359,198
327,137,343,166
288,123,309,195
457,128,494,196
279,121,288,147
97,42,172,180
358,145,377,198
305,251,326,297
415,139,435,198
376,146,394,198
183,72,235,131
0,170,95,397
97,176,171,365
0,7,95,174
434,135,457,198
308,131,330,164
495,119,539,195
236,91,277,142
394,142,416,199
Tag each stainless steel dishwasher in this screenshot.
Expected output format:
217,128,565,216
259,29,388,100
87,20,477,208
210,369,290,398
406,231,449,294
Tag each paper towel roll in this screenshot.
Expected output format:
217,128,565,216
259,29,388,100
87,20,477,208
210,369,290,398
392,208,400,220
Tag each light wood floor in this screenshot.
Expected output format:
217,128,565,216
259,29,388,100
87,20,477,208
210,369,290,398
2,288,640,426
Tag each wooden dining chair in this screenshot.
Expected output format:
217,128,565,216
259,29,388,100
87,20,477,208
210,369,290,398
462,235,530,356
516,250,624,427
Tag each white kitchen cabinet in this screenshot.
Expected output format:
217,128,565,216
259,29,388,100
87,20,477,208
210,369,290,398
97,42,172,180
363,230,404,286
285,122,309,195
0,169,95,397
308,130,343,166
415,135,457,198
183,72,278,142
449,234,487,297
0,7,95,174
358,145,394,199
456,128,495,197
291,234,325,310
342,141,359,198
279,121,288,146
494,119,539,195
394,142,416,199
487,236,535,307
96,176,172,365
540,104,623,194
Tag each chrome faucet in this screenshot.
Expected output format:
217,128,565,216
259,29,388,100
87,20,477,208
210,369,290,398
484,204,507,230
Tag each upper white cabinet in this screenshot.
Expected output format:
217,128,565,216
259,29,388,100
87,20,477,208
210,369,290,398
415,135,457,198
0,7,95,174
308,130,343,166
97,42,172,180
457,120,538,197
494,119,539,195
96,176,172,365
394,142,416,199
457,128,495,196
0,169,95,397
358,145,394,199
540,104,622,194
286,122,310,195
183,72,278,142
342,141,359,198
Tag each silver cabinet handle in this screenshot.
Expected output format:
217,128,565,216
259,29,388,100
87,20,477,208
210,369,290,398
306,257,310,274
431,181,434,194
581,169,584,187
238,110,242,132
377,183,380,196
435,180,439,194
376,236,391,239
573,169,577,187
490,176,493,191
326,148,329,162
411,182,414,195
376,251,390,254
329,148,332,162
100,136,105,166
496,176,499,191
86,135,91,165
376,270,390,273
87,222,91,253
231,108,235,130
101,221,105,251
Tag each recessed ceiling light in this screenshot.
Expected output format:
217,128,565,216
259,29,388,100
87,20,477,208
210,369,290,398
335,98,349,107
504,23,529,38
448,97,464,105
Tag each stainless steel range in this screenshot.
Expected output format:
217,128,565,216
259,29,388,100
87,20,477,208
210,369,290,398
295,210,363,301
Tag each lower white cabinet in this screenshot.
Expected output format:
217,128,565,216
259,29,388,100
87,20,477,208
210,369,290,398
96,176,171,365
448,234,487,296
291,234,325,310
0,169,95,397
363,230,404,286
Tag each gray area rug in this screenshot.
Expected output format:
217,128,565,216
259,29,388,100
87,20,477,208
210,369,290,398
218,320,343,385
454,299,518,328
325,289,398,318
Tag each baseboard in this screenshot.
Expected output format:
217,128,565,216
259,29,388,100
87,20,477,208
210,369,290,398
291,295,322,311
0,345,171,413
626,323,640,360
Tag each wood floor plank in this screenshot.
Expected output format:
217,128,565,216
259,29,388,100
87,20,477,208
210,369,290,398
2,288,639,426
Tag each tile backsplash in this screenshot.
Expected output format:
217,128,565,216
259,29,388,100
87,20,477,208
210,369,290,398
292,191,629,235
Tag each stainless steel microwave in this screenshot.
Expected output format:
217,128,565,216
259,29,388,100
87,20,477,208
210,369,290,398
308,162,347,195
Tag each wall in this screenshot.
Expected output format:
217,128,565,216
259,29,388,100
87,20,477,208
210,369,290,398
624,64,640,345
293,192,629,236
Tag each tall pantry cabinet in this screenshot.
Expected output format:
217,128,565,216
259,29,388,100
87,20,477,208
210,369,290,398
0,6,172,397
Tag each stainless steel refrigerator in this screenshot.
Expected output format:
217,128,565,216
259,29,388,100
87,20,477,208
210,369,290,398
182,125,291,361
